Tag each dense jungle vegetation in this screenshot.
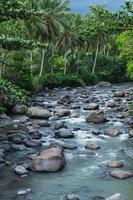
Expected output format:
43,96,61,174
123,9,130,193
0,0,133,113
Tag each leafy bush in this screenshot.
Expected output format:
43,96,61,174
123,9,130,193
39,73,85,88
0,78,30,106
0,107,7,114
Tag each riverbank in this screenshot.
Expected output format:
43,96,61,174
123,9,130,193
0,83,133,200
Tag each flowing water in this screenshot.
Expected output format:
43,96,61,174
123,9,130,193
0,83,133,200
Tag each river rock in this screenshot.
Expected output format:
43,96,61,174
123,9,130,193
106,193,124,200
24,139,42,147
17,189,31,196
36,120,50,127
93,196,105,200
54,122,67,130
63,194,80,200
56,109,70,117
107,160,124,168
28,107,51,119
14,165,28,175
106,100,116,108
106,128,122,137
55,128,74,139
86,112,107,124
97,82,111,87
113,91,125,97
31,147,65,172
129,130,133,137
85,142,100,150
110,170,133,179
59,95,71,104
28,130,42,140
88,103,99,110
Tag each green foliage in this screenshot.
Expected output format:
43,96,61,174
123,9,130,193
0,107,7,114
0,36,46,50
39,73,85,88
0,78,30,106
127,62,133,80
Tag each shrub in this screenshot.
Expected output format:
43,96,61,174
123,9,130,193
39,73,85,88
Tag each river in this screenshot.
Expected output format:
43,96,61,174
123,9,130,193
0,83,133,200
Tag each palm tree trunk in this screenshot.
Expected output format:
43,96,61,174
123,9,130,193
51,44,54,74
92,39,99,74
39,48,45,78
64,50,67,75
30,50,33,75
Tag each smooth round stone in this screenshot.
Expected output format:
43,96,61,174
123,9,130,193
14,165,28,175
107,160,124,168
129,130,133,137
54,128,74,139
110,170,133,179
106,128,122,137
85,142,100,150
63,194,80,200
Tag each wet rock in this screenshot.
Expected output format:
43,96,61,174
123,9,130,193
31,147,65,172
88,103,99,110
86,112,107,124
55,128,74,139
113,91,125,97
0,141,11,151
97,82,111,87
129,130,133,137
17,188,31,196
56,109,70,117
28,130,42,140
106,100,116,108
106,193,124,200
14,165,28,175
92,196,105,200
11,144,26,151
24,139,42,147
28,107,51,119
54,121,67,130
59,95,71,104
36,120,50,127
107,160,124,168
70,104,80,109
110,170,133,179
106,128,122,137
63,194,80,200
85,142,100,150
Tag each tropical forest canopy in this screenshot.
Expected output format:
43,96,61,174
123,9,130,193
0,0,133,111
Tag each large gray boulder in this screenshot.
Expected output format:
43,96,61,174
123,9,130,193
55,128,74,139
86,112,107,124
31,147,65,172
106,128,122,137
28,107,51,119
110,170,133,179
56,108,70,117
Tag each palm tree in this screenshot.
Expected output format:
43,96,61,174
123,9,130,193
25,0,70,77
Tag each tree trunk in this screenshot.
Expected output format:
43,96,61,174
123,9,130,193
51,44,54,74
30,50,33,75
64,50,67,75
39,48,45,78
92,39,99,74
107,47,110,57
